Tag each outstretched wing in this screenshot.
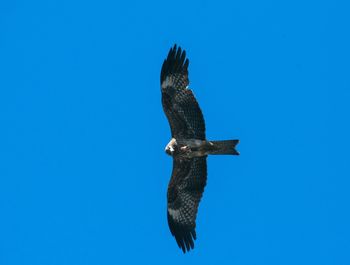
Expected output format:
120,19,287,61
167,157,207,253
161,45,206,140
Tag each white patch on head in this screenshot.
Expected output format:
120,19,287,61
168,208,180,219
165,138,177,153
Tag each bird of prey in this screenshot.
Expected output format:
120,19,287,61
160,44,240,253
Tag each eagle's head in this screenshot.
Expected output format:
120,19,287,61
165,147,173,156
165,138,177,156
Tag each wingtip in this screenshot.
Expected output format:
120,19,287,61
167,211,197,253
173,229,196,254
161,44,189,84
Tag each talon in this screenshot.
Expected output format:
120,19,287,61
181,146,190,151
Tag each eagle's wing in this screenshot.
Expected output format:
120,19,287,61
161,45,206,140
167,157,207,253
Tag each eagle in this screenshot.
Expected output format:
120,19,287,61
160,44,240,253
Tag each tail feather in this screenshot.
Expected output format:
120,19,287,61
209,140,239,155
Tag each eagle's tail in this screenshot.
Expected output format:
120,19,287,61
208,140,239,155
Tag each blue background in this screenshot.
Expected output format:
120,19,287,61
1,1,349,264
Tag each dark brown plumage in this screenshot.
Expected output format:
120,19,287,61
166,157,207,252
161,44,239,253
161,45,206,140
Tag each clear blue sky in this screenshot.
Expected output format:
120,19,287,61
0,1,349,264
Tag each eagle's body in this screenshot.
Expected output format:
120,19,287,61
161,45,239,253
165,138,238,159
165,138,210,158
